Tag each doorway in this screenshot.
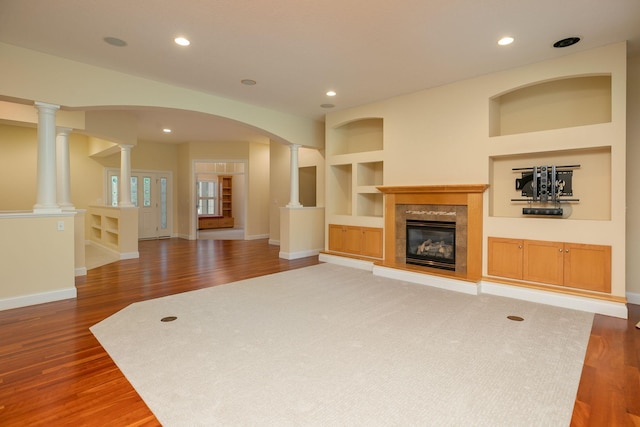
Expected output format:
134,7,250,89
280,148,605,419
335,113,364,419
194,161,245,240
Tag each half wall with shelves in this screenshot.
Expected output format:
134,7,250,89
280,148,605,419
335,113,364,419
88,206,139,259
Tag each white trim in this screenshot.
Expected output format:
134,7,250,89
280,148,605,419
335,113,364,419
373,265,480,296
626,292,640,305
268,238,280,246
318,253,374,271
0,287,77,311
88,240,139,260
0,211,75,219
481,280,628,319
279,249,321,260
246,233,269,240
120,251,139,260
75,267,87,276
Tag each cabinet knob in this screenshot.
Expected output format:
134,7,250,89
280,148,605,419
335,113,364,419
518,245,522,249
565,249,569,253
559,248,563,252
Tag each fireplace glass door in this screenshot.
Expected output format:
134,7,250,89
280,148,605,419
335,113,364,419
405,220,456,271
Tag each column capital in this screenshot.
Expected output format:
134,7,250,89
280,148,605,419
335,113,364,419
34,101,61,112
56,126,73,135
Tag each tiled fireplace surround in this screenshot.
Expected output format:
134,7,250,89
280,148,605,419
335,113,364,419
377,185,488,282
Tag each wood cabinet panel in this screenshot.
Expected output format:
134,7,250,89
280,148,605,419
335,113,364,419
344,227,363,254
361,227,383,258
564,243,611,292
523,240,564,285
487,237,523,279
328,224,345,252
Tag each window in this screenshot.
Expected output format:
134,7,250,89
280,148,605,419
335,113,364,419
197,180,218,215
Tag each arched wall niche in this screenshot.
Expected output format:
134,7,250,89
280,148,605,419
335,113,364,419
329,117,383,156
489,74,612,137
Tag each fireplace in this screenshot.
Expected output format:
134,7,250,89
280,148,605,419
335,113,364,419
406,220,456,271
377,185,488,281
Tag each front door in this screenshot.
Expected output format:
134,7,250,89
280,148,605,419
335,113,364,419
134,172,171,239
108,170,172,239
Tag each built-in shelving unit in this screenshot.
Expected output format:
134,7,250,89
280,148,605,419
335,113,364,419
88,206,138,259
327,118,384,224
484,72,619,304
326,118,384,259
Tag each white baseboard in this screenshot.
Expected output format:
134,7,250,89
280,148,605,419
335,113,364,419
481,280,628,319
626,292,640,305
268,239,280,246
373,265,480,296
279,249,321,260
0,287,77,311
318,253,375,271
120,251,139,260
75,267,87,276
247,233,269,240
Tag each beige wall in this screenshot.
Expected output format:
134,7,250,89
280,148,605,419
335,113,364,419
626,54,640,296
269,141,291,243
0,214,75,308
0,124,105,211
247,142,270,238
326,42,628,298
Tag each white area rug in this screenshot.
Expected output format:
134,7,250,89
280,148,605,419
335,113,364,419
91,263,593,426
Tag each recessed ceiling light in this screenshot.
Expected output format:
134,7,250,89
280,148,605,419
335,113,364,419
174,37,190,46
103,36,127,47
320,104,335,109
326,90,337,97
241,79,257,86
163,128,172,133
498,36,514,46
553,36,581,48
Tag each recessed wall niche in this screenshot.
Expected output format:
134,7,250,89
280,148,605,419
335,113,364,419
489,147,611,220
330,118,383,155
489,75,612,137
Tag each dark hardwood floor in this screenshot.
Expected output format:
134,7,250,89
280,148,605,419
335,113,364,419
0,238,638,426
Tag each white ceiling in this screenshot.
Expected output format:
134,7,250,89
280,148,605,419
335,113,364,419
1,0,639,144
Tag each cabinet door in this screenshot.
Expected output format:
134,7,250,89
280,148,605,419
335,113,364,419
523,240,564,285
344,226,363,254
487,237,523,279
563,243,611,292
361,227,383,259
328,224,345,252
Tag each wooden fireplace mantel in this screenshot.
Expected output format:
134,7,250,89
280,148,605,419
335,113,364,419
376,184,489,282
377,184,489,195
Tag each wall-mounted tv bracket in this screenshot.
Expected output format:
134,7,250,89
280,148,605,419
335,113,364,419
511,165,580,216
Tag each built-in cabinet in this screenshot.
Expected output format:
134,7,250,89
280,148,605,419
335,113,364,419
488,237,611,293
326,118,385,258
328,224,383,259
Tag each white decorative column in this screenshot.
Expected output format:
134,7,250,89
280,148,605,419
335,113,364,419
286,144,303,208
56,127,75,211
119,144,134,207
33,102,61,213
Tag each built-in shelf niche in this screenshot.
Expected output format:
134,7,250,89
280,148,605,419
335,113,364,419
357,193,384,217
489,75,612,137
357,161,384,186
329,163,352,215
330,118,383,155
489,146,611,220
